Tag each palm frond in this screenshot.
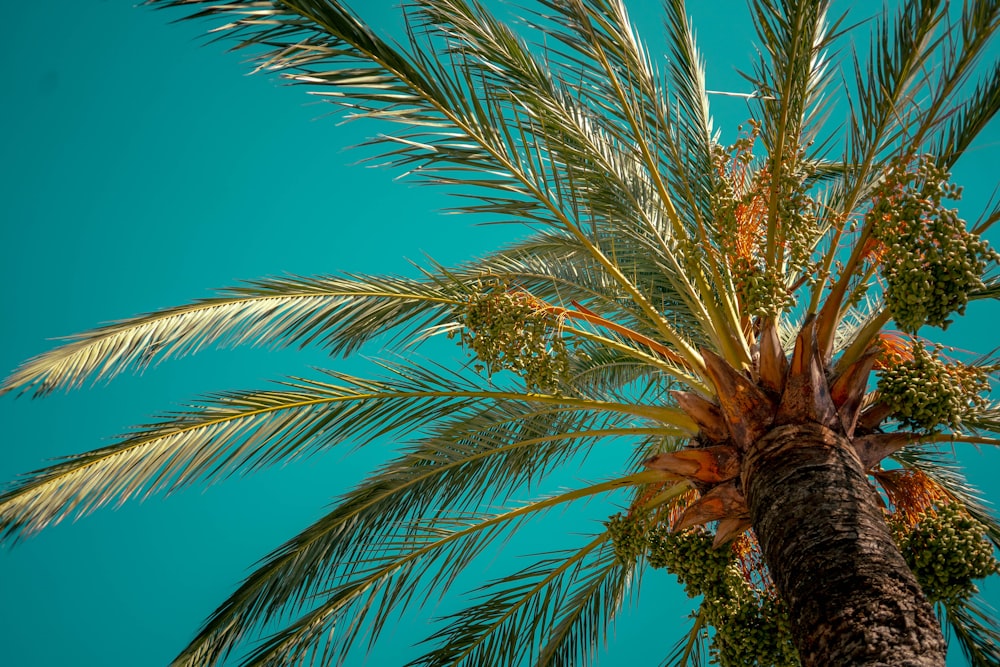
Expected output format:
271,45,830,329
412,0,666,231
659,608,708,667
809,0,954,318
0,274,464,397
932,60,1000,169
913,2,1000,166
409,476,691,667
943,595,1000,667
170,405,669,666
3,230,712,399
746,0,836,270
845,0,945,159
1,362,693,545
532,546,632,667
0,238,706,400
835,0,945,208
659,1,742,347
511,0,748,365
565,343,667,396
237,475,670,667
152,0,711,369
662,0,714,216
529,0,671,171
470,233,707,342
407,535,612,667
1,369,464,543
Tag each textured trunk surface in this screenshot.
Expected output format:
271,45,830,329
743,422,945,666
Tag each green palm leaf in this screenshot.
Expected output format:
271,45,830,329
1,362,692,544
943,596,1000,667
408,535,614,667
170,404,676,665
1,240,703,398
156,0,713,366
234,474,670,667
0,274,464,397
659,609,708,667
533,546,633,667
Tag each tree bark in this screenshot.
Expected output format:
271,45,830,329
743,422,946,666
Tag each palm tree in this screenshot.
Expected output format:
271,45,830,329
2,0,1000,664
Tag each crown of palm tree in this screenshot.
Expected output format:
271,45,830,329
3,0,1000,665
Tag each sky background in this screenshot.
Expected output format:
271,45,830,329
0,1,997,665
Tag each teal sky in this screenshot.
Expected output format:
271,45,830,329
1,2,997,666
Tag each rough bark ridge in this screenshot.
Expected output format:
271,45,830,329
743,423,945,666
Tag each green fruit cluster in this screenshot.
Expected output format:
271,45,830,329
646,524,734,596
606,513,649,565
457,285,569,393
731,257,796,320
709,129,815,320
709,132,768,320
876,341,989,431
898,503,999,606
773,155,820,280
869,156,997,333
707,589,799,667
646,525,799,666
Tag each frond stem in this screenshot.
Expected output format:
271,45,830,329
833,308,890,375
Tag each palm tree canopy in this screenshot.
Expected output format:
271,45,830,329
2,0,1000,665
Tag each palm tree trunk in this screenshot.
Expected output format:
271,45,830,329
743,422,946,666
